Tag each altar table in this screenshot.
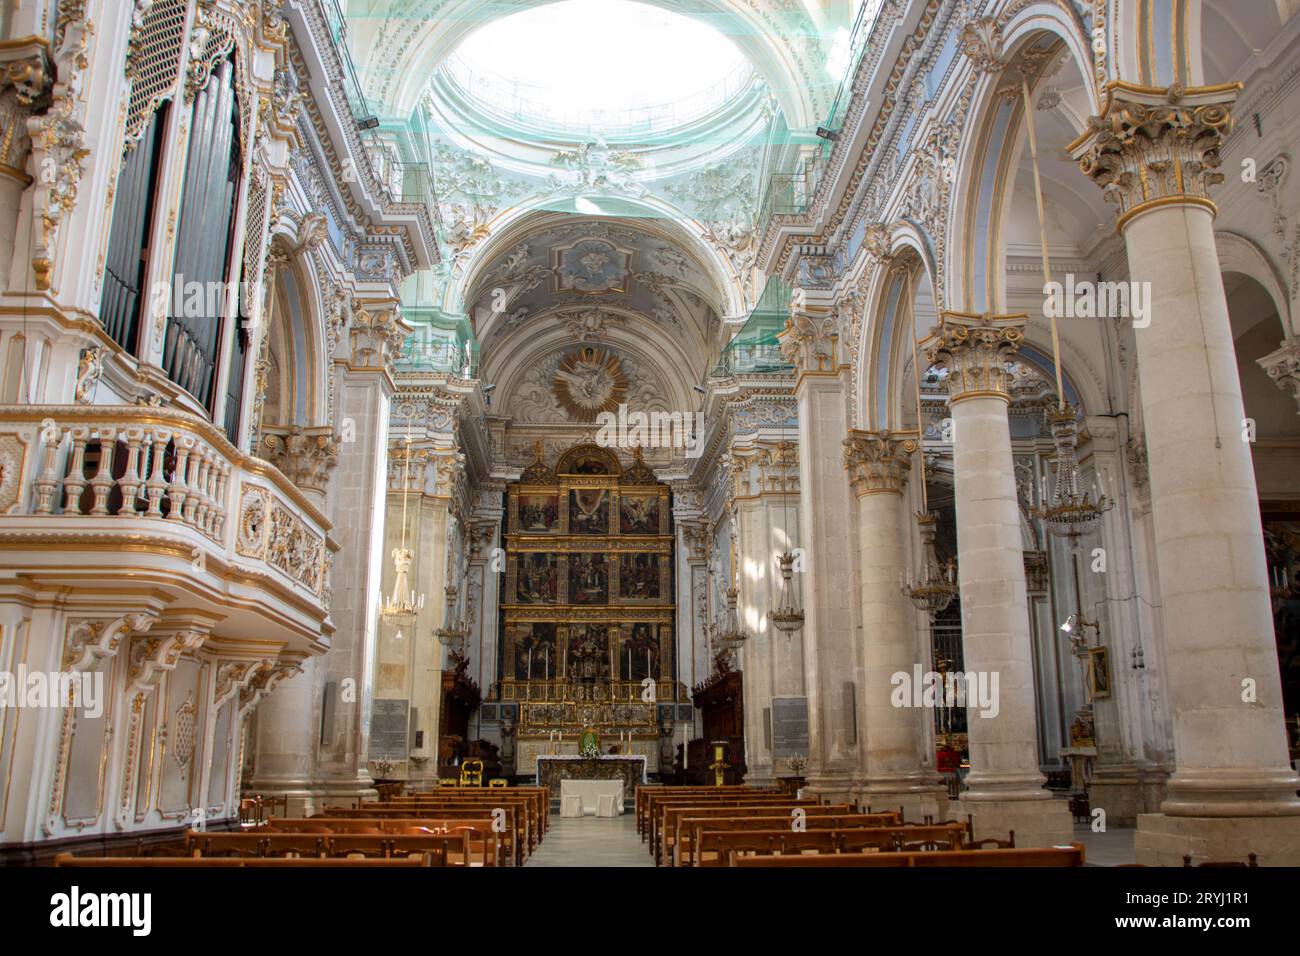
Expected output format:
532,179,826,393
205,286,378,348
560,779,625,815
535,755,648,805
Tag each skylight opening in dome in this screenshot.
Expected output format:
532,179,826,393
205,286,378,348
446,0,755,136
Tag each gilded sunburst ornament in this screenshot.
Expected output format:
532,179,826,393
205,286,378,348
551,346,628,422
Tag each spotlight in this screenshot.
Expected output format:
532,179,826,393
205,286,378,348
1060,614,1077,634
357,115,380,130
815,126,838,141
482,384,496,393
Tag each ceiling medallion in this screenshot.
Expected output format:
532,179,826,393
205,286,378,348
553,237,631,294
552,345,629,422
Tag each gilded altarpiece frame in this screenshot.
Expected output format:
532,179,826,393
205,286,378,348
501,445,674,738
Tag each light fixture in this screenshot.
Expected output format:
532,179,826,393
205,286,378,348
815,126,838,141
434,583,473,666
903,512,958,615
766,441,805,637
357,115,380,130
379,427,425,639
1029,405,1112,538
901,269,958,616
1019,70,1112,540
706,586,749,668
693,385,707,395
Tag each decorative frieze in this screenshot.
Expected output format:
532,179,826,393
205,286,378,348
843,429,916,495
1068,83,1239,230
923,312,1026,403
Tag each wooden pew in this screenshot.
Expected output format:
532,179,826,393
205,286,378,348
54,854,430,868
683,812,902,865
659,802,846,866
185,829,476,866
649,795,806,856
319,806,523,865
264,819,499,866
695,824,964,866
383,787,550,839
639,788,779,841
635,786,772,836
382,797,540,853
729,843,1087,867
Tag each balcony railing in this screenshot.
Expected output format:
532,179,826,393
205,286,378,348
0,405,333,612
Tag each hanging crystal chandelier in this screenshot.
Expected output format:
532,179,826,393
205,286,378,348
768,552,805,635
1029,404,1112,538
379,431,425,639
903,511,958,614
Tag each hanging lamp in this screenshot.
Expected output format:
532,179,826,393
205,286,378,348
379,425,425,639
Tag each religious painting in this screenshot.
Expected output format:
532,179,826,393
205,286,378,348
620,622,659,681
515,553,558,604
568,623,610,680
619,552,661,602
513,623,557,680
569,488,609,534
568,552,608,604
1088,646,1112,700
517,493,559,533
619,493,660,535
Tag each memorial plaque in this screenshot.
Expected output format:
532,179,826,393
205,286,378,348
771,696,809,759
370,698,410,761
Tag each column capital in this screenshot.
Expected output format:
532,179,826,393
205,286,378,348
1068,81,1241,232
922,311,1026,403
260,424,340,495
1258,335,1300,413
777,290,841,374
344,299,411,373
843,429,916,496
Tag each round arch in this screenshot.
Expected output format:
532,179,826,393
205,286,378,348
945,8,1099,313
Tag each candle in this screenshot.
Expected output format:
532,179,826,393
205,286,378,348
682,723,689,769
646,650,651,680
528,647,532,681
545,648,550,681
626,647,631,679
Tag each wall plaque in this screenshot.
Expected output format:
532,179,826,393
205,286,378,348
771,696,809,759
370,698,410,760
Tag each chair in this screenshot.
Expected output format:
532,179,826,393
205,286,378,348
460,759,484,788
438,778,460,788
596,793,618,818
489,778,509,788
561,795,583,818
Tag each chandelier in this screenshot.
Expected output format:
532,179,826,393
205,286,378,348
706,586,749,669
903,511,958,614
766,441,805,636
434,584,473,663
902,270,958,617
379,430,424,639
1029,405,1112,538
768,552,805,635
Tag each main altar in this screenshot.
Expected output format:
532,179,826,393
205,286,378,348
536,754,648,807
489,442,690,777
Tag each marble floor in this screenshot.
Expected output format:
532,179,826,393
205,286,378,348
1076,823,1137,866
524,814,654,867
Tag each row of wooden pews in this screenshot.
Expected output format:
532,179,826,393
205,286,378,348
52,785,549,868
635,785,1086,867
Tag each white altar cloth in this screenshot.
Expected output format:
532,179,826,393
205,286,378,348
560,779,625,815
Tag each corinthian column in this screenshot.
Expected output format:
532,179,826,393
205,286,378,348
924,314,1073,847
776,293,858,800
1071,84,1300,864
844,430,947,820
